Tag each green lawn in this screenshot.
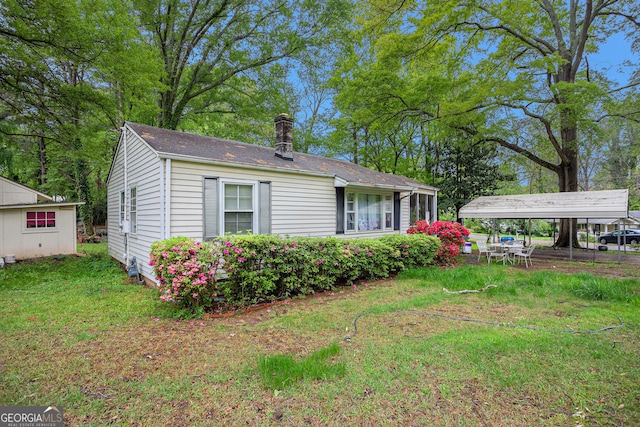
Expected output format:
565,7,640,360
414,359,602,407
1,243,639,426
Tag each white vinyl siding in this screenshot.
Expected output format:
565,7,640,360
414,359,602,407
106,127,162,280
401,196,411,232
170,161,336,238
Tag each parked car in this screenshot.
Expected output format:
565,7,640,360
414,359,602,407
599,229,640,245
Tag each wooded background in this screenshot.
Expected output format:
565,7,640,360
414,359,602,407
1,0,638,242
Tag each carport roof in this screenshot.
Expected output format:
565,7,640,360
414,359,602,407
459,189,629,219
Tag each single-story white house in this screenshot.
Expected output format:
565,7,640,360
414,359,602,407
0,176,82,260
577,212,640,235
106,115,438,283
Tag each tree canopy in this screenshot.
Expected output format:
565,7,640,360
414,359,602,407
0,0,638,244
330,0,640,245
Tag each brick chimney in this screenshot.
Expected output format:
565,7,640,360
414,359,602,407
274,113,293,161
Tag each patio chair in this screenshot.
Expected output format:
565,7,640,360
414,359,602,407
475,239,492,262
512,244,536,268
487,247,508,265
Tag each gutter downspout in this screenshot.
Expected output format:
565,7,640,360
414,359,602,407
617,218,621,263
570,219,573,260
122,126,129,264
165,158,171,239
159,158,165,240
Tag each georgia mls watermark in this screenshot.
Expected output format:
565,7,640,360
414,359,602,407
0,406,63,427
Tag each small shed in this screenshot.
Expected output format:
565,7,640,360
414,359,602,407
0,176,83,260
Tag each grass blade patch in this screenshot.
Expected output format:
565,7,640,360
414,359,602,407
566,273,640,303
258,343,345,390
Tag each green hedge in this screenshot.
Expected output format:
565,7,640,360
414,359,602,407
150,233,439,313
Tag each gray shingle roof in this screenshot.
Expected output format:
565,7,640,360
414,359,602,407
127,122,435,191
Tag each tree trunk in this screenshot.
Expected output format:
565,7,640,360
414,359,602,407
37,135,47,186
554,113,581,248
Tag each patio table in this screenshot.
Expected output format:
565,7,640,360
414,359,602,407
489,243,524,264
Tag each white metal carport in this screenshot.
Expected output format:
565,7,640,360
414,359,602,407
459,189,630,261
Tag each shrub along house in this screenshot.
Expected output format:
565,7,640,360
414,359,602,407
0,176,82,261
106,115,438,283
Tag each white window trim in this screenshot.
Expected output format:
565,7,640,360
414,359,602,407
119,191,125,224
219,178,258,235
346,192,356,232
345,190,394,233
23,210,58,233
129,186,137,235
384,194,393,230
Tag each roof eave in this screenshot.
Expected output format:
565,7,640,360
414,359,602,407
345,182,416,192
158,152,435,192
157,151,336,179
0,201,85,210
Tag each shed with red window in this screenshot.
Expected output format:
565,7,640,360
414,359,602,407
0,176,83,260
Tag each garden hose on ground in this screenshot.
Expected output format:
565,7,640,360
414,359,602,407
343,306,624,342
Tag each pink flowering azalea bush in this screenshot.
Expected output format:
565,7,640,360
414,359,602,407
149,236,222,316
219,234,439,307
149,233,440,313
407,220,470,266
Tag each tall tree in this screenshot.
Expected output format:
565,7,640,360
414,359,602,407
345,0,640,247
0,0,161,231
437,138,508,220
135,0,350,131
328,0,512,202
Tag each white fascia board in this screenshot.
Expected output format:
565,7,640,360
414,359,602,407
343,182,416,192
0,202,85,210
158,152,436,193
334,176,348,187
108,123,163,185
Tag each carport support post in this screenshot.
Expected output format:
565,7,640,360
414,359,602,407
618,218,621,263
570,219,573,260
593,232,596,263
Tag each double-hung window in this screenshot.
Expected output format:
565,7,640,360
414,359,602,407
130,187,137,234
119,191,125,223
204,177,271,239
346,193,356,231
223,183,254,235
384,195,393,229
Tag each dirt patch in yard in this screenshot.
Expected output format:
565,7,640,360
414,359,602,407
463,244,640,279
